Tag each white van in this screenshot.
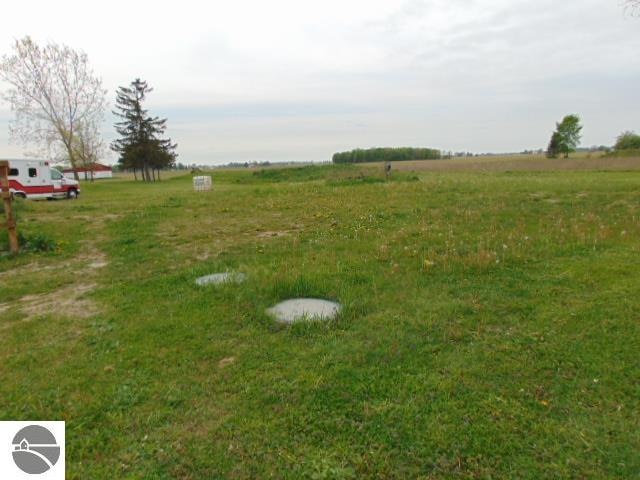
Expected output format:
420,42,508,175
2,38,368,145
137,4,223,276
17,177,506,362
4,159,80,199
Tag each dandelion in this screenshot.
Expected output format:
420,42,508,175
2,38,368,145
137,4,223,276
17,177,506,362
423,259,436,270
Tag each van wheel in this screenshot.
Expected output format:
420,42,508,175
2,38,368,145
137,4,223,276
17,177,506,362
14,192,26,199
67,189,78,199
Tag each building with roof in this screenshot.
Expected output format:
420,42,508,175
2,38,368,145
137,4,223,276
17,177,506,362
62,163,113,180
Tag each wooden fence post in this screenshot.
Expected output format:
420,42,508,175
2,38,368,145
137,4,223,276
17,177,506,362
0,161,19,254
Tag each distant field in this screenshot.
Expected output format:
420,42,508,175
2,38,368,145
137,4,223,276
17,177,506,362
1,165,639,478
377,153,640,172
110,153,640,179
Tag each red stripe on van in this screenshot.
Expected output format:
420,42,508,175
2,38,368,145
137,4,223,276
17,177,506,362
9,180,54,194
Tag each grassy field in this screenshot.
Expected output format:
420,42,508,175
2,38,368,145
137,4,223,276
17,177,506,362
1,162,639,478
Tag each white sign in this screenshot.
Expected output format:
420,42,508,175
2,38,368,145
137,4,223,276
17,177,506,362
0,422,65,479
193,175,212,191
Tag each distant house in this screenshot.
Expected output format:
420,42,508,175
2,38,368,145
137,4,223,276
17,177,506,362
63,163,113,180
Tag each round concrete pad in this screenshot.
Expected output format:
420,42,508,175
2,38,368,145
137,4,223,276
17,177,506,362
267,298,341,324
195,272,246,286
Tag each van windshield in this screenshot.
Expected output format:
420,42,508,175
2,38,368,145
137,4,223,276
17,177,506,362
51,169,63,180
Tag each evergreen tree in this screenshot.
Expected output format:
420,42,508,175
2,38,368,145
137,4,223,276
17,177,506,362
546,131,561,158
111,79,177,181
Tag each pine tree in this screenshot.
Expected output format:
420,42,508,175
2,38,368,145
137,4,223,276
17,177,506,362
546,131,561,158
111,79,177,181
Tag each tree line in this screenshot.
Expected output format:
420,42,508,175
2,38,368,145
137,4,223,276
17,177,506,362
332,147,441,164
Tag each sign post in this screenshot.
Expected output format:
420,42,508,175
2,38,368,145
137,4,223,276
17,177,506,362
0,161,19,254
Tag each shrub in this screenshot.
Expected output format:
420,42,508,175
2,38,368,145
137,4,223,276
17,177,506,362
0,231,57,254
614,131,640,151
20,233,57,252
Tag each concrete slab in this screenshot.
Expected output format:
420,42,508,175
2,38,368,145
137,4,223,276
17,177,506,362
195,272,246,286
267,298,341,324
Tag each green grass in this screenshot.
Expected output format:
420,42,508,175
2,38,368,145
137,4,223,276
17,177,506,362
0,167,639,478
229,163,418,185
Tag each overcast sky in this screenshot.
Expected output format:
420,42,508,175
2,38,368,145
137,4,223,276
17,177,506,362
1,0,639,164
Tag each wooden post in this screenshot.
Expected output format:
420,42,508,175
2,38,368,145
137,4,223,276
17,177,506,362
0,161,19,254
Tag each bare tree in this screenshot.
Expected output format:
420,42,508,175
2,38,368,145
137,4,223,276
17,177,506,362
0,36,107,180
75,122,105,182
624,0,640,14
53,121,105,181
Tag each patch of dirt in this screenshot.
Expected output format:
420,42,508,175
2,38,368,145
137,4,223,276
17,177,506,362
0,247,109,280
0,262,58,279
529,192,548,199
0,282,99,329
218,356,236,369
73,245,110,271
0,242,109,328
72,213,122,222
16,283,96,316
256,224,305,239
257,230,290,238
85,251,109,269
